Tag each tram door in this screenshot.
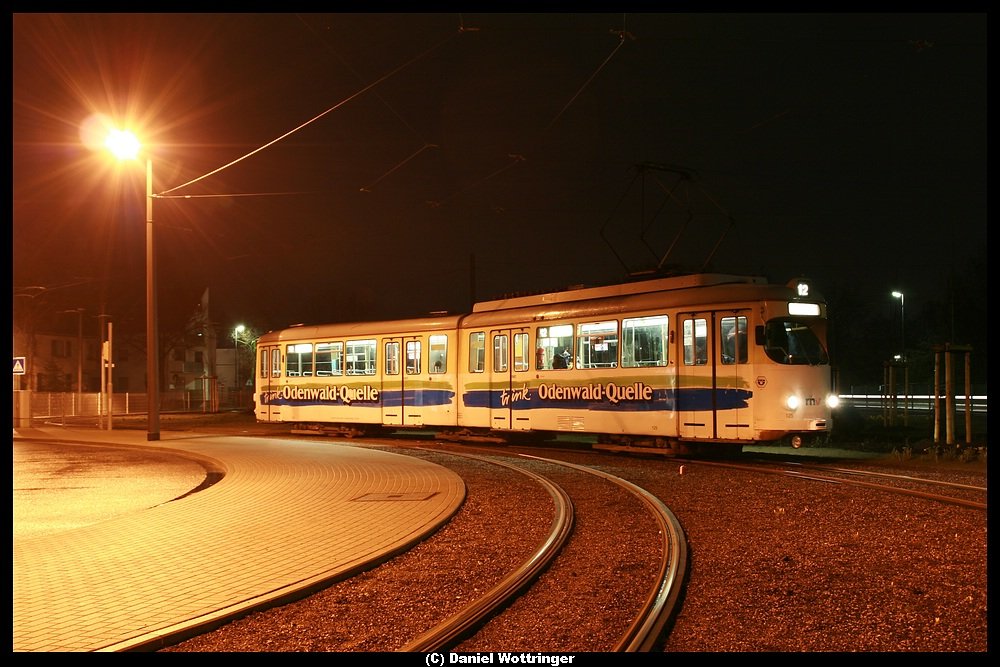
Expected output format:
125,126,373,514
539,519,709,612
678,314,713,439
716,311,754,441
382,336,426,427
382,338,402,426
488,328,532,431
677,311,754,441
257,345,282,422
402,336,426,426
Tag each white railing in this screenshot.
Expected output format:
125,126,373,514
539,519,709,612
15,389,245,422
838,393,987,414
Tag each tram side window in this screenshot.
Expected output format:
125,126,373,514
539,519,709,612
721,316,748,365
468,331,485,373
621,315,668,367
315,341,343,376
683,318,708,366
493,334,509,372
286,343,314,376
429,334,447,373
536,324,574,370
385,341,400,376
513,333,529,371
406,340,422,374
577,321,619,369
259,349,268,379
346,339,377,375
271,348,281,378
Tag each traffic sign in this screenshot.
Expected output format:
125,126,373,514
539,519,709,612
13,357,26,375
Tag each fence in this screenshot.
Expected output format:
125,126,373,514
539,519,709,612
13,388,251,426
839,392,988,414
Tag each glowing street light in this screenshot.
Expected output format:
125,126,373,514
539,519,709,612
891,290,905,362
105,128,160,441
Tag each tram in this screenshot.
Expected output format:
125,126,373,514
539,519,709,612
254,273,838,454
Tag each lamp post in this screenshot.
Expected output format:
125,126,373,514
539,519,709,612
106,130,159,441
144,157,159,440
233,324,245,401
891,291,905,362
97,313,109,429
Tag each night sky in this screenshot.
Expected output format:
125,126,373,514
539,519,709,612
12,13,987,359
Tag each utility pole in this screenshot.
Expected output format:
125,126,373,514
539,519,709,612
76,309,83,400
106,321,113,431
97,314,109,429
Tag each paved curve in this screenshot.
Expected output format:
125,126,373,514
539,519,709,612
12,426,466,652
14,439,209,539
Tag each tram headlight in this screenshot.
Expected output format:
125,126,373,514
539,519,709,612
785,395,801,411
825,394,840,409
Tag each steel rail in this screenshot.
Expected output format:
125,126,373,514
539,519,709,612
512,452,688,652
398,449,574,653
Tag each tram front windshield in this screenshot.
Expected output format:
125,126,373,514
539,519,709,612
763,319,829,365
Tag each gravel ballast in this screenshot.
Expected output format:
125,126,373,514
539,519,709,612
163,442,988,653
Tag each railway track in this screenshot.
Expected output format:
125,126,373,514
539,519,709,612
163,432,987,652
398,448,575,652
501,445,987,651
162,438,688,653
686,457,988,510
395,445,687,653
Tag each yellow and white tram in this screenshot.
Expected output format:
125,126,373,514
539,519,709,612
254,273,838,453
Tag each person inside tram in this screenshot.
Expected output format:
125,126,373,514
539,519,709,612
695,338,708,365
552,347,571,369
724,322,748,364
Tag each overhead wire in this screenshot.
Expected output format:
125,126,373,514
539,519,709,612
291,14,456,194
545,26,631,132
429,15,633,210
157,19,460,199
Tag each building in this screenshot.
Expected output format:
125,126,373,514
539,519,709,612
11,324,247,412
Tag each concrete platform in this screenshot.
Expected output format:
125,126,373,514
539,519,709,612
12,427,466,652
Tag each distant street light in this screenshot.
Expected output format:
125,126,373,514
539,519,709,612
891,291,905,361
105,128,159,441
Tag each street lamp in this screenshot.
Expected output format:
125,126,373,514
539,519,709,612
105,129,159,441
891,291,905,361
233,324,246,402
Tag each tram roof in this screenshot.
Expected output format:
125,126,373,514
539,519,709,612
472,273,767,313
